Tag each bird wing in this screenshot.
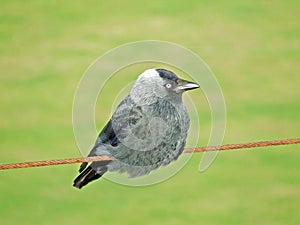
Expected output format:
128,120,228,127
96,120,120,147
96,96,143,147
78,96,140,171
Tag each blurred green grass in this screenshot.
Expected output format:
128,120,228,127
0,0,299,225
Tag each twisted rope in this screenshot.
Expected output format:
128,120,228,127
0,138,299,170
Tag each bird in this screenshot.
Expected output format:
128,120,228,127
73,68,199,189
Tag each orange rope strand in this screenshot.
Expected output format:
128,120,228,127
0,138,299,170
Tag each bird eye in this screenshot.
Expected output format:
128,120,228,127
165,83,172,89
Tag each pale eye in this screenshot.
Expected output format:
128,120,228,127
165,83,172,89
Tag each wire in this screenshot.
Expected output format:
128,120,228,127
0,138,299,170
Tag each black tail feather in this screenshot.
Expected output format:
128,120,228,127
79,162,88,173
73,164,108,189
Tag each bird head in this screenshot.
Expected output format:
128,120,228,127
130,68,199,105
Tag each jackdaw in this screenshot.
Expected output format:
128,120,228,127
73,68,199,189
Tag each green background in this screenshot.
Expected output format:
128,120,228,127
1,1,299,224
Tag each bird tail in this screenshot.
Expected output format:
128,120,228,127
73,162,109,189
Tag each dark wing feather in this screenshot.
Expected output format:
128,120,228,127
77,120,118,173
97,120,120,147
74,97,137,189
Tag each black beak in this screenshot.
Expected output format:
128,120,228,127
176,79,200,91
